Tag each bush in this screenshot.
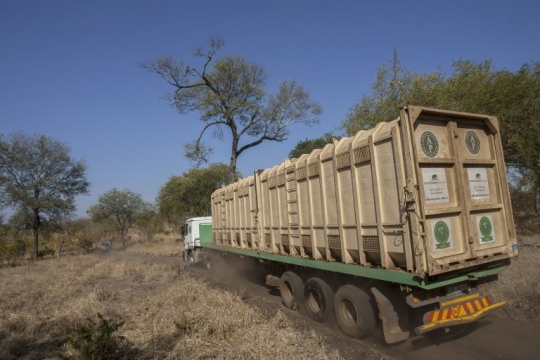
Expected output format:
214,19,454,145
78,237,95,253
60,313,125,360
38,248,56,259
0,238,26,266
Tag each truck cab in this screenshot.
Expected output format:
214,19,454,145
182,216,212,266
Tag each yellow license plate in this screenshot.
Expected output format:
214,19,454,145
415,294,506,335
424,295,491,324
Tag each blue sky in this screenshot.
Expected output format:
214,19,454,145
1,0,539,218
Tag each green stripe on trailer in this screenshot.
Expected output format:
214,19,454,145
202,243,507,290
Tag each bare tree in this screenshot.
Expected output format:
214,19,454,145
142,38,322,182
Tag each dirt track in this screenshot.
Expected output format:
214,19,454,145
99,250,540,360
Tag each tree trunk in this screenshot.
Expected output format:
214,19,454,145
57,236,65,259
229,140,238,184
32,209,40,260
536,185,540,214
121,228,127,250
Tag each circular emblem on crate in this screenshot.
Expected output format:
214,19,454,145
465,131,481,155
479,216,494,243
420,131,439,158
434,221,451,249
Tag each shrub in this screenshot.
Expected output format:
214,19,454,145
38,247,56,259
0,238,26,266
60,313,125,360
78,237,95,253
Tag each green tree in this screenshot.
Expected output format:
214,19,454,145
157,163,232,224
491,63,540,211
89,189,151,249
341,50,445,134
0,133,89,259
142,38,322,183
342,55,540,212
288,133,341,159
71,217,112,252
135,206,164,241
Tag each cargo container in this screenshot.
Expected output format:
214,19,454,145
185,106,518,343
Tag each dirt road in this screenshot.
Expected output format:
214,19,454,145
199,259,540,360
102,250,540,360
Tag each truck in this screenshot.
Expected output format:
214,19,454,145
182,106,519,344
182,216,212,266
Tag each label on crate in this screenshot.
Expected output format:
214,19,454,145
477,215,495,243
467,168,490,200
422,168,449,204
431,218,453,250
420,131,439,158
465,131,481,155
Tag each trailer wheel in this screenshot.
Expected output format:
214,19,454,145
334,285,376,339
280,271,303,310
304,277,334,322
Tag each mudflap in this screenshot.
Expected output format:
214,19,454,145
371,287,410,344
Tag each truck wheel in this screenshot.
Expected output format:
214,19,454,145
187,250,199,266
304,277,334,322
280,271,303,310
334,285,376,339
204,257,211,270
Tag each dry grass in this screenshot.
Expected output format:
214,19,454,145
125,238,183,257
2,231,539,359
0,255,342,360
486,235,540,321
123,226,184,257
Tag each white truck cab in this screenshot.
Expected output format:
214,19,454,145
182,216,212,266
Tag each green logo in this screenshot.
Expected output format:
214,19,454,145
420,131,439,158
434,221,451,249
479,216,494,243
465,131,481,155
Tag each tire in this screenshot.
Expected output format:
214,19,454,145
187,249,200,267
207,251,228,273
304,277,334,322
334,285,376,339
203,256,211,270
280,271,304,310
183,250,191,268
